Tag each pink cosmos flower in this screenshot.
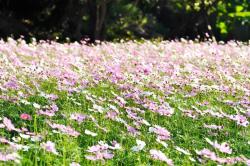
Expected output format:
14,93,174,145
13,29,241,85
10,142,29,151
21,127,28,132
205,138,232,154
0,137,9,143
3,117,20,132
196,148,249,165
149,125,171,141
126,125,140,136
144,101,174,116
50,103,59,112
230,114,249,127
245,110,250,118
201,101,209,106
105,111,118,120
3,117,16,131
156,103,174,116
85,141,120,161
37,103,59,117
85,142,112,161
37,110,56,117
85,152,114,161
115,96,126,106
196,148,217,161
41,141,58,155
4,79,19,90
246,159,250,166
0,152,21,163
70,113,87,123
47,121,80,137
47,94,58,100
0,136,29,151
149,149,173,166
20,113,32,120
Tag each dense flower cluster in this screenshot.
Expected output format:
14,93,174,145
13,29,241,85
0,39,249,165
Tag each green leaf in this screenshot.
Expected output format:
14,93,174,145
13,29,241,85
229,12,250,17
218,22,228,34
236,5,244,12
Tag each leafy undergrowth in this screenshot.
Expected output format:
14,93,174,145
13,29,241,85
0,39,249,165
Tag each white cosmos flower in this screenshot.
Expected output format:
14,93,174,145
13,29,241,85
33,103,41,109
175,146,191,155
84,129,97,137
131,139,146,152
19,133,31,139
156,138,168,148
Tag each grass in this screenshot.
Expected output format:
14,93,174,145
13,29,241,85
0,40,249,165
0,81,249,166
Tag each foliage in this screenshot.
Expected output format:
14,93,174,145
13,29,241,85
0,0,249,42
216,0,250,40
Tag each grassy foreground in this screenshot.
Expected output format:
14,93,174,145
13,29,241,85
0,39,249,165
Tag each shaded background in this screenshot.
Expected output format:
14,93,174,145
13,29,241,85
0,0,249,42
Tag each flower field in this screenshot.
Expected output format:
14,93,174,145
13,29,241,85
0,39,249,165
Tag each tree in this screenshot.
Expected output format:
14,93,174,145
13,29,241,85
0,0,248,42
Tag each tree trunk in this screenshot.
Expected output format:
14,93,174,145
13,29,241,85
94,0,107,41
87,0,107,42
